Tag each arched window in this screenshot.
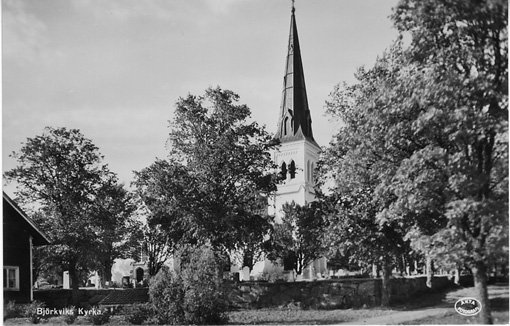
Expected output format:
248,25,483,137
284,117,289,135
280,162,287,180
311,162,315,183
289,160,296,179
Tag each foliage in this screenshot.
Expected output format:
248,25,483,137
3,301,47,323
24,301,46,324
133,87,278,256
3,301,24,320
320,188,410,272
148,246,229,325
86,308,111,325
180,246,230,325
266,201,325,275
321,0,507,319
90,180,138,286
63,306,78,325
128,221,174,277
3,127,129,304
123,303,153,325
148,265,184,325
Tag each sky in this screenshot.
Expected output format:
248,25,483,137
2,0,400,195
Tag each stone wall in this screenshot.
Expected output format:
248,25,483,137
230,278,380,309
230,275,458,309
35,275,464,310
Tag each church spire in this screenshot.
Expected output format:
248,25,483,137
275,2,317,146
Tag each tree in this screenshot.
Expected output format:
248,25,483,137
4,127,118,305
319,188,410,306
141,223,174,277
319,44,416,306
387,1,508,323
91,179,138,286
133,159,193,264
266,201,325,277
322,0,507,320
134,87,278,259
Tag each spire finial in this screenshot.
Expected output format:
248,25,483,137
291,0,295,13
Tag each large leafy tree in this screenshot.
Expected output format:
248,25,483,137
318,45,414,306
134,87,278,262
388,1,508,323
4,127,126,304
266,201,325,277
319,188,410,306
91,179,138,286
322,0,507,321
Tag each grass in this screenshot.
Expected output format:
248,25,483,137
5,284,508,325
399,310,509,325
399,289,510,325
229,307,398,325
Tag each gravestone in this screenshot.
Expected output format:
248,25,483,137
241,266,250,281
63,271,70,289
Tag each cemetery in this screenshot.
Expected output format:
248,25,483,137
3,0,507,325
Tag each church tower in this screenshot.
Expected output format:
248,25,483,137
271,3,320,220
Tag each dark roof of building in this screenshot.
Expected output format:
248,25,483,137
99,288,149,306
275,6,319,148
3,192,51,246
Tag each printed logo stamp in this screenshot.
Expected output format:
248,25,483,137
454,297,482,316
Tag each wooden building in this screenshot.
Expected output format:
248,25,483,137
3,192,50,303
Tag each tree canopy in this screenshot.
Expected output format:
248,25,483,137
266,201,325,276
4,127,136,304
320,0,507,319
133,87,279,261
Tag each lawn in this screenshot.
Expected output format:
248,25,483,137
4,307,398,325
399,310,509,325
228,307,397,325
5,284,508,325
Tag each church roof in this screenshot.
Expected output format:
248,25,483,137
275,5,319,148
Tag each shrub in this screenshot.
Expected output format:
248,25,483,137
4,301,24,320
123,303,153,325
24,300,46,324
149,265,185,325
63,306,78,325
148,245,229,325
86,307,110,325
180,246,229,325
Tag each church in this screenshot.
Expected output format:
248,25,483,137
235,3,327,282
103,3,327,287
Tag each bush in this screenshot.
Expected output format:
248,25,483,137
180,247,229,325
63,306,78,325
3,300,47,324
149,265,185,325
149,245,229,325
86,307,110,325
4,301,24,320
123,303,153,325
24,300,46,324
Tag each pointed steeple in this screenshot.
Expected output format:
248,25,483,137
275,3,318,147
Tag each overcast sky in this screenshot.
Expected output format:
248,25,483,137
3,0,400,195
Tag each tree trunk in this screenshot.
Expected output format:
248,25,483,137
104,261,113,284
426,255,433,288
69,266,80,307
472,261,493,324
381,259,392,307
